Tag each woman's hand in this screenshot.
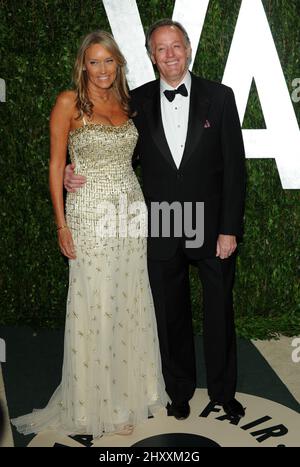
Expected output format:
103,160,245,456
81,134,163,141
57,227,76,259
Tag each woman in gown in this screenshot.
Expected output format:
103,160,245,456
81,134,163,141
11,30,168,438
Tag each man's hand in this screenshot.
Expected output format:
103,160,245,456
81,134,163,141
216,234,237,259
64,163,86,192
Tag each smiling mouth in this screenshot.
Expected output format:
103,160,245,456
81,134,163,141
97,76,110,80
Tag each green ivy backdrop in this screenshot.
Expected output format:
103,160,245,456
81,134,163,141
0,0,299,338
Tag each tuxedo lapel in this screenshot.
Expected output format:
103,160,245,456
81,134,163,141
179,75,211,170
142,81,178,171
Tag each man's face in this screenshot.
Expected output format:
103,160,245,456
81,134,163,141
150,26,191,87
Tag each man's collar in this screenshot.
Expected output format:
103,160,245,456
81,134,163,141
160,70,192,94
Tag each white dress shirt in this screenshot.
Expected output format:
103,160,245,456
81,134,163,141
160,71,191,169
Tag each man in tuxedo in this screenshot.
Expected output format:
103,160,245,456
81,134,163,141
64,19,246,421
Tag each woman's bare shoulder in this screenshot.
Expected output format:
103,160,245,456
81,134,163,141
55,90,77,109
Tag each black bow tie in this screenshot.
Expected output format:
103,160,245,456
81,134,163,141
163,83,188,102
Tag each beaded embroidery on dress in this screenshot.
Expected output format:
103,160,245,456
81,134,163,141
11,119,168,438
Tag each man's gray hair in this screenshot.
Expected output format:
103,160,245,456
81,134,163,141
145,19,191,55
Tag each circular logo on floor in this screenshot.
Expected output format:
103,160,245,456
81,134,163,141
27,390,300,447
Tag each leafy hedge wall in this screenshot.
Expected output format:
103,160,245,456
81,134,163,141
0,0,299,338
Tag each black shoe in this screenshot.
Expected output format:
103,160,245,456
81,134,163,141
218,398,245,418
166,401,190,420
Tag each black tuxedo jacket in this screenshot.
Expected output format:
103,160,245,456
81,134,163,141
130,73,246,260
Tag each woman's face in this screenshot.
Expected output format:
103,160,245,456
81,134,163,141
84,43,118,90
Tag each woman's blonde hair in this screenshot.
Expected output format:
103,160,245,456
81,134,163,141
73,30,130,120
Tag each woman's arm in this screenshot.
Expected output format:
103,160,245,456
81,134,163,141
49,91,76,259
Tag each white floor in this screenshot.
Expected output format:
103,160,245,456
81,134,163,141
252,335,300,403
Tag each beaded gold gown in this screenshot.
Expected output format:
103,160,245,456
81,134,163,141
11,119,168,438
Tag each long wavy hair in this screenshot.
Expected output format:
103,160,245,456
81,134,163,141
73,30,130,120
